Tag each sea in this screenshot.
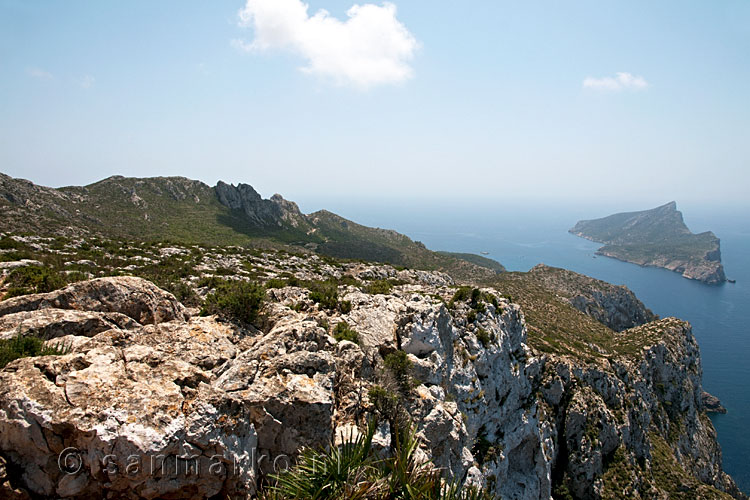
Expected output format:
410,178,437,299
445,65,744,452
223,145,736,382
300,198,750,493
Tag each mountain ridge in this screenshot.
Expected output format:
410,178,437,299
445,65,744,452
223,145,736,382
0,172,503,283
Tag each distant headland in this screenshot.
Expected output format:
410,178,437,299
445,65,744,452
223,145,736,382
570,202,727,284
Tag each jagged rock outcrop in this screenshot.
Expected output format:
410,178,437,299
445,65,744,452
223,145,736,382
0,276,744,499
703,391,728,414
215,181,305,228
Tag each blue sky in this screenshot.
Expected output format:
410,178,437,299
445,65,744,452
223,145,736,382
1,0,748,207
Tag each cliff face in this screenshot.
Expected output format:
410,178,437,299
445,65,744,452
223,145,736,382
214,181,307,228
570,202,727,285
594,244,726,285
0,260,743,498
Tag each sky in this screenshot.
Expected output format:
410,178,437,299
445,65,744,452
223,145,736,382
1,0,749,209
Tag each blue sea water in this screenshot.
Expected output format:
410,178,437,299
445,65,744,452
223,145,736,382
303,198,750,493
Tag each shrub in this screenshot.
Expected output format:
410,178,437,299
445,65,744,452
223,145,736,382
333,321,359,343
165,281,200,307
265,278,286,289
4,265,66,298
307,280,339,310
471,426,499,466
451,286,472,304
476,327,491,348
0,236,23,250
365,279,393,295
470,288,482,307
368,385,401,420
0,335,71,369
339,300,352,314
196,275,224,289
385,350,413,395
488,294,499,309
200,280,265,325
260,417,489,500
467,310,477,323
285,275,300,287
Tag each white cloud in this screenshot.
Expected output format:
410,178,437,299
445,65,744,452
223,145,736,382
27,67,53,80
583,72,649,91
234,0,419,89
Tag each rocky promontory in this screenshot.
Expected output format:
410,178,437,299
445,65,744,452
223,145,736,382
570,202,727,284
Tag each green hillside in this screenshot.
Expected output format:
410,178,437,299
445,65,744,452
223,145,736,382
0,172,501,282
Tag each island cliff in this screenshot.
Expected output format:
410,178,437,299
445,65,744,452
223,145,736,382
570,202,727,284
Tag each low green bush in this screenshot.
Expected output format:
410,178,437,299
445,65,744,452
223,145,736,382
470,288,482,306
4,265,66,298
307,280,339,310
385,350,413,395
265,278,287,289
200,279,265,325
450,286,473,305
476,327,491,347
365,279,393,295
333,321,359,343
261,416,489,500
0,335,71,369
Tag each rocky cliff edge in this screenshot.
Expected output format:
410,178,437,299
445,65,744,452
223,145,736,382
0,273,744,499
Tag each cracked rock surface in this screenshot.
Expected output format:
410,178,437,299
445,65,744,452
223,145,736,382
0,275,744,499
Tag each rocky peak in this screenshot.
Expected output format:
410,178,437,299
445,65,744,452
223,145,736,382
215,181,305,228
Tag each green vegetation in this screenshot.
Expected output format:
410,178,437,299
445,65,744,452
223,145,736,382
0,236,33,262
200,279,265,325
134,255,201,306
0,335,71,369
304,279,356,313
487,272,667,360
449,286,473,305
384,350,413,395
471,426,500,466
436,252,506,274
475,327,492,348
449,287,498,325
3,265,66,298
365,279,394,294
305,279,343,311
261,419,488,500
608,434,734,500
0,173,507,284
333,321,359,343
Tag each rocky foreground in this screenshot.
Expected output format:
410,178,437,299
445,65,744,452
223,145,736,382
0,259,745,498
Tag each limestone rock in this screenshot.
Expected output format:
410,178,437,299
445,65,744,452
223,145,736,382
702,391,728,414
0,276,189,325
0,274,744,499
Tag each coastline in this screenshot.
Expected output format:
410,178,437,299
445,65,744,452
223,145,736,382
569,230,727,285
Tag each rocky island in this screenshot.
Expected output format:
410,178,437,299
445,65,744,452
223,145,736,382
570,202,727,284
0,173,745,499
